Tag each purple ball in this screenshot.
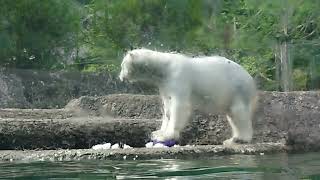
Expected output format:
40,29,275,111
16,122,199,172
153,139,176,147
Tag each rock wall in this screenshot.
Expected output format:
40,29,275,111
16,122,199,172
0,69,156,108
66,91,320,151
0,70,30,108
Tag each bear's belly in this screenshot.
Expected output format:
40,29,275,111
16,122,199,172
190,94,231,114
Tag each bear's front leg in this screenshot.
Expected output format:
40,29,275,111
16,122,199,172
152,95,191,142
151,95,171,140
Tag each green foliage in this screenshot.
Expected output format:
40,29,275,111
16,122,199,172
1,0,320,90
292,68,308,90
0,0,81,69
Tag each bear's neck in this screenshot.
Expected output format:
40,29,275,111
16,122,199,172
135,51,189,85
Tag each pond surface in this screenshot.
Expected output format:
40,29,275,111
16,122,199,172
0,152,319,179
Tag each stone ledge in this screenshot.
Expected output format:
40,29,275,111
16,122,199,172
0,109,73,119
0,143,287,162
0,117,160,150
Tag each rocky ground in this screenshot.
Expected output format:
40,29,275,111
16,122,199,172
0,91,319,161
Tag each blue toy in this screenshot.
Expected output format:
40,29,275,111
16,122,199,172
153,139,176,147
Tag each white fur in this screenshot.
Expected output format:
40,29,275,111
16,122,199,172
119,48,257,145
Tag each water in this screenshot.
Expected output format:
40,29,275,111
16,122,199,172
0,152,319,180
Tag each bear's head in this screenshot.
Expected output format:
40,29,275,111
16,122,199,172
119,49,165,84
119,51,134,82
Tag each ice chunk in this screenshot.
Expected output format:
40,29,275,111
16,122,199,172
92,143,111,150
153,143,167,148
111,143,120,149
123,144,133,149
145,142,154,148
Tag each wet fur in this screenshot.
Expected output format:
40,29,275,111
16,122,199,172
119,48,257,145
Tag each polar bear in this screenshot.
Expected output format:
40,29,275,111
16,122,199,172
119,48,257,145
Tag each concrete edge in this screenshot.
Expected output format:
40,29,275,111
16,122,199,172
0,143,288,162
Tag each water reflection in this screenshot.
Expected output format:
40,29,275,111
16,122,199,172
0,153,319,179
